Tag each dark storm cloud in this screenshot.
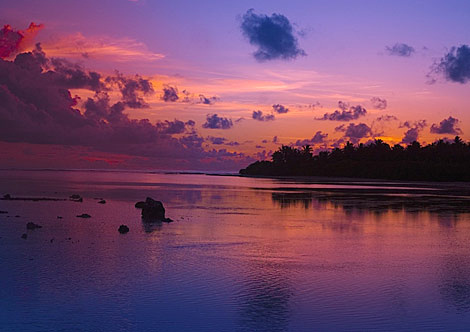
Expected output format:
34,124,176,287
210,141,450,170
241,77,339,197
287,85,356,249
272,104,289,114
317,102,367,121
385,43,415,57
0,45,254,169
240,9,306,62
162,85,179,102
202,114,233,129
431,45,470,83
294,131,328,146
370,97,387,110
252,110,275,121
430,117,462,135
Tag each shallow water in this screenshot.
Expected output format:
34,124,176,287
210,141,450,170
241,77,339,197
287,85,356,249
1,170,470,331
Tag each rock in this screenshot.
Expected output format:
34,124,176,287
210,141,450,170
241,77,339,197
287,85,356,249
3,194,11,200
70,194,83,202
26,222,42,230
141,197,165,221
57,216,63,219
76,214,91,218
98,200,106,204
21,233,27,239
118,225,130,234
0,210,8,214
135,201,146,209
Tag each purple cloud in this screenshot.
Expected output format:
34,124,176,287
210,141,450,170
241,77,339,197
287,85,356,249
430,116,462,135
252,110,275,121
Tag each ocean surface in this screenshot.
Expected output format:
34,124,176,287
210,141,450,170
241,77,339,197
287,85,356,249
1,169,470,331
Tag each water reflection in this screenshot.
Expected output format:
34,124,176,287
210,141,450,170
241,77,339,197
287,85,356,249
236,260,292,332
440,254,470,312
272,191,470,215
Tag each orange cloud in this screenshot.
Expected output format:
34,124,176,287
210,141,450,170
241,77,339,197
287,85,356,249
0,22,44,58
42,33,164,62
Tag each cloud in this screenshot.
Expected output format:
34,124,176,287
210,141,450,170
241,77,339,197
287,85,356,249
162,85,179,102
202,114,233,129
41,32,164,62
430,116,462,135
375,115,398,122
385,43,415,57
294,131,328,146
370,97,387,110
0,45,253,170
199,94,218,105
336,123,372,143
240,9,306,61
431,45,470,83
317,102,367,121
272,104,289,114
156,119,194,135
252,110,275,121
401,128,420,144
0,23,44,59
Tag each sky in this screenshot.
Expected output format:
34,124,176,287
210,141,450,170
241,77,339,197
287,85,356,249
1,0,470,170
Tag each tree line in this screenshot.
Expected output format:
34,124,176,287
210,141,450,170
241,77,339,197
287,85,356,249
239,137,470,181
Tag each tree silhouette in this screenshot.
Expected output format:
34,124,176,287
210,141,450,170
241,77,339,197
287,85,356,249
240,137,470,181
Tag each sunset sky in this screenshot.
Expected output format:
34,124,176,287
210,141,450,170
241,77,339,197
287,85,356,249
1,0,470,170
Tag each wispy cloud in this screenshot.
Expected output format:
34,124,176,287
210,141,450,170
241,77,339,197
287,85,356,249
42,33,164,62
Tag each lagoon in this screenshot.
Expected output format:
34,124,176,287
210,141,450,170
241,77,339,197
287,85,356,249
1,170,470,331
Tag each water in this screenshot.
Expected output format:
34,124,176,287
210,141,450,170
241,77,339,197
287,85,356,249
1,170,470,331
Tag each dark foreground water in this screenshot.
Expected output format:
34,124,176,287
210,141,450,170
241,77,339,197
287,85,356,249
1,170,470,331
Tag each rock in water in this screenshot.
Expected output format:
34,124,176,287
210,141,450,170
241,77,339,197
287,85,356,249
21,233,27,239
135,201,146,209
137,197,173,222
76,214,91,218
98,200,106,204
26,222,42,230
118,225,130,234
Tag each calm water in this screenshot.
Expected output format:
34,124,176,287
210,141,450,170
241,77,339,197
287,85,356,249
1,170,470,331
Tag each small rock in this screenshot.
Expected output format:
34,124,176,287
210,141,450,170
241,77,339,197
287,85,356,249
76,214,91,218
3,194,11,200
118,225,130,234
135,201,146,209
98,200,106,204
57,216,63,219
69,194,81,199
26,222,42,230
0,210,8,214
50,238,54,243
21,233,27,239
15,215,20,218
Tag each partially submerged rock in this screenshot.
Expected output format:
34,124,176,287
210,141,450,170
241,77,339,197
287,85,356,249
118,225,130,234
21,233,27,239
135,201,146,209
98,200,106,204
0,210,7,214
69,194,83,202
26,222,42,230
136,197,173,222
3,194,11,200
76,213,91,218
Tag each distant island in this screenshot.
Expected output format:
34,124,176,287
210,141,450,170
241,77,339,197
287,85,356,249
240,137,470,181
